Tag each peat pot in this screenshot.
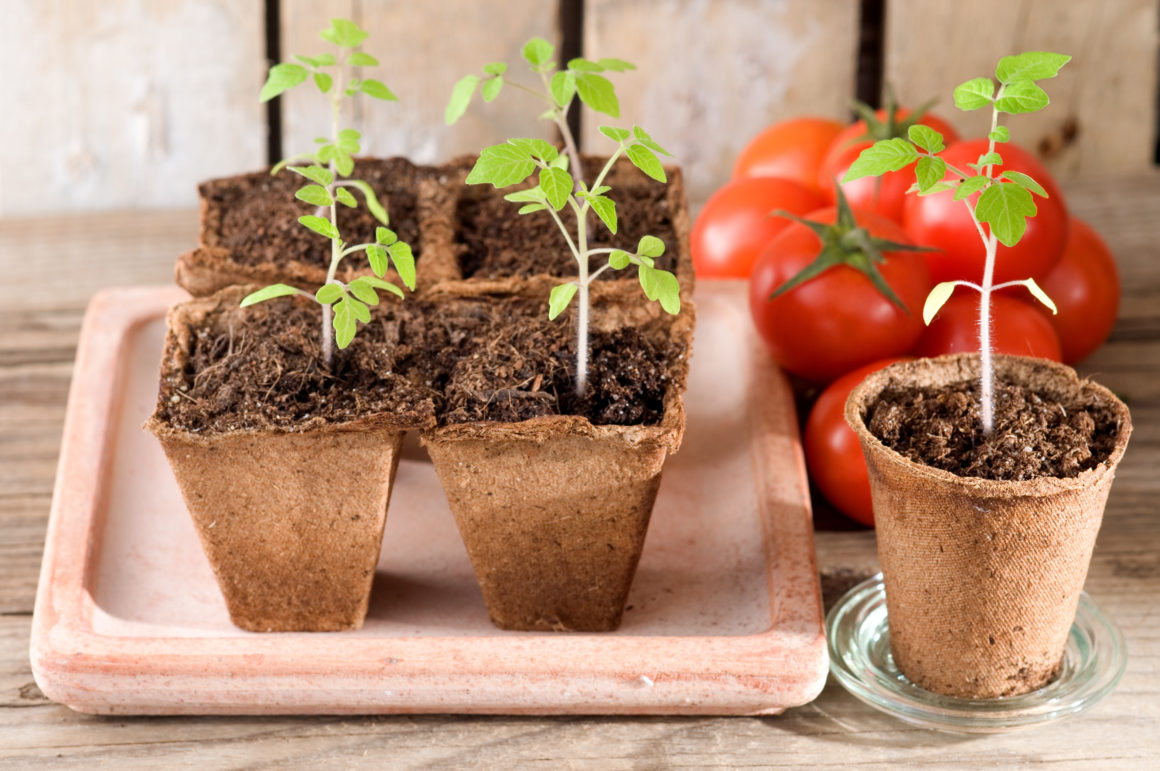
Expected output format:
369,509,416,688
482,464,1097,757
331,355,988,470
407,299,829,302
845,353,1132,698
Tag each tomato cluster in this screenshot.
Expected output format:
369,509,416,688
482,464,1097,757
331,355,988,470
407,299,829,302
693,108,1121,527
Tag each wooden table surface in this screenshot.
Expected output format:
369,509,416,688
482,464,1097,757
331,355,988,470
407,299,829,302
1,176,1157,767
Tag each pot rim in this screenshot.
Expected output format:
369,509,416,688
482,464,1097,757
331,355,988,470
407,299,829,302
844,352,1132,496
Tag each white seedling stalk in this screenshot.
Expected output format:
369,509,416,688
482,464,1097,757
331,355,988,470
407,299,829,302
318,57,347,369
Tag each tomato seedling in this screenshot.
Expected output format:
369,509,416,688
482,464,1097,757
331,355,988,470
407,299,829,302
844,51,1070,433
241,18,416,367
446,36,681,395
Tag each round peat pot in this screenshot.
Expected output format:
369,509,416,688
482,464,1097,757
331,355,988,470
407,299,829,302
845,354,1131,698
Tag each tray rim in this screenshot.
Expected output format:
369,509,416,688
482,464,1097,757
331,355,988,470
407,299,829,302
30,282,828,716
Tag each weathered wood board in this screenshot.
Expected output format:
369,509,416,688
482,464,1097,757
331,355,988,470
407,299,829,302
0,0,266,215
280,0,562,166
582,0,862,202
884,0,1159,178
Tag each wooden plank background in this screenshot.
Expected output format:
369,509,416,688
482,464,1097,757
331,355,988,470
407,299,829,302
1,0,1155,215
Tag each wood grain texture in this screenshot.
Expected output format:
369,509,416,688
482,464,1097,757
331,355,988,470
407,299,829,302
884,0,1159,178
279,0,561,166
582,0,861,202
1,176,1159,763
0,0,267,215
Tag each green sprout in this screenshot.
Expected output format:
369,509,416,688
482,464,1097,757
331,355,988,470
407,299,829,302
446,36,681,395
241,18,416,368
844,51,1070,433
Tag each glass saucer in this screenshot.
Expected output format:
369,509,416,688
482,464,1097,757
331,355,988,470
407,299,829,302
826,574,1126,733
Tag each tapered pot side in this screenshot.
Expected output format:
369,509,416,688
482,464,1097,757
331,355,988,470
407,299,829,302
421,281,693,632
145,289,428,632
844,354,1132,698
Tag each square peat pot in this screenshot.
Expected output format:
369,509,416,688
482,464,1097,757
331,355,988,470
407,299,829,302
30,282,827,716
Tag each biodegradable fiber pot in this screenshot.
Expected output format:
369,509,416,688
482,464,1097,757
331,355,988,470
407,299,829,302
146,287,431,632
845,354,1132,698
421,283,694,633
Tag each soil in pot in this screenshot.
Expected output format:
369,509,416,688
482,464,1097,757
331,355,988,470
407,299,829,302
199,157,429,272
148,287,434,632
453,158,681,280
411,287,692,632
846,354,1131,699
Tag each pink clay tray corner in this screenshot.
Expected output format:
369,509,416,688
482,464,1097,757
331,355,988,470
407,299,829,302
30,282,827,716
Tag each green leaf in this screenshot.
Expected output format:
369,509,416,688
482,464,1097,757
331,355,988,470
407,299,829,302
609,249,631,269
376,226,397,245
365,244,387,275
314,72,333,94
334,306,356,349
354,275,404,299
348,298,371,324
953,77,994,110
914,181,955,196
349,52,378,67
507,137,558,163
388,241,416,289
295,54,322,67
587,194,617,234
907,124,945,154
240,284,299,307
481,76,504,102
337,128,361,153
466,144,536,188
483,61,508,76
348,278,379,305
842,138,919,182
975,183,1037,247
288,165,334,186
922,282,959,325
568,57,604,72
1001,170,1049,197
995,81,1049,114
653,269,681,315
996,51,1071,84
550,153,569,170
953,175,989,200
334,186,356,207
550,71,576,107
1021,277,1057,314
295,184,333,206
637,235,665,258
298,215,339,239
639,264,660,300
342,179,387,224
334,151,355,177
445,74,479,125
539,167,573,211
575,73,619,117
315,284,344,305
503,188,544,203
972,151,1003,171
359,78,397,101
990,126,1011,143
548,283,578,320
314,53,336,67
633,125,671,156
260,63,308,102
626,144,666,182
599,125,631,142
518,203,547,214
915,157,947,192
598,57,635,72
322,18,369,48
522,37,555,68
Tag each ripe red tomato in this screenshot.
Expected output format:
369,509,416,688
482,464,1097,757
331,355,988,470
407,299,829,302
902,139,1068,285
692,177,826,279
733,117,845,194
1033,218,1120,364
913,292,1062,361
818,109,960,221
749,207,932,382
805,357,913,526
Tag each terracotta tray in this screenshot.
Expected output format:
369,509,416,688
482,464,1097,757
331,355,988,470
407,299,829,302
30,282,827,715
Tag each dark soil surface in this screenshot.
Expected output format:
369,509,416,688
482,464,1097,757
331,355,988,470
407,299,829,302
399,296,681,427
867,380,1121,481
456,158,679,280
201,158,427,271
157,299,432,433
